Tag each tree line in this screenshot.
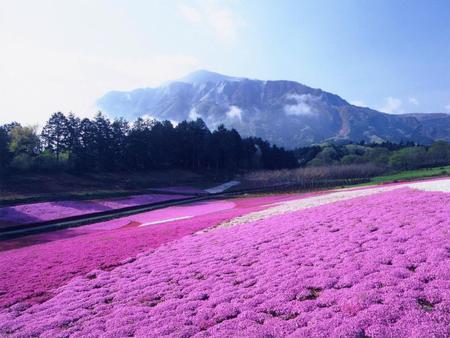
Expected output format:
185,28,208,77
0,112,298,174
2,112,449,176
294,140,450,171
244,141,450,188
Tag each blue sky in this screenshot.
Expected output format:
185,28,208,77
1,0,450,125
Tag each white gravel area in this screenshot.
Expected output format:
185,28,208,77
216,177,450,229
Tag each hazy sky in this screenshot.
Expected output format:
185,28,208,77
1,0,450,126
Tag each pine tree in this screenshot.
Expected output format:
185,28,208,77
41,112,70,161
0,125,12,172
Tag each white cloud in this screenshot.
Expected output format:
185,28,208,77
445,104,450,111
0,39,200,126
178,3,202,23
380,97,403,114
141,114,157,121
178,0,241,43
0,1,205,127
141,115,179,127
409,97,419,105
205,1,239,42
188,107,201,120
349,100,366,107
226,105,242,120
284,93,319,116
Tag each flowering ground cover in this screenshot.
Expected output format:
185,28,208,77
0,193,302,252
0,193,188,228
0,187,448,337
0,193,303,309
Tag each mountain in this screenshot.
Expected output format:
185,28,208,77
97,70,450,148
176,69,244,85
401,113,450,141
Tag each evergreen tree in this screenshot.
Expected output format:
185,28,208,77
41,112,70,161
73,118,97,171
0,125,12,172
111,118,129,170
93,112,115,170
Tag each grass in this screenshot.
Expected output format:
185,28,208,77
371,165,450,184
321,165,450,192
0,170,225,206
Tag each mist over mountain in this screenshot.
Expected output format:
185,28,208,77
97,70,450,148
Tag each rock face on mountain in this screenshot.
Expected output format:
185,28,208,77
97,70,450,148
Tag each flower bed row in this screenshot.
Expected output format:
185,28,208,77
0,193,188,228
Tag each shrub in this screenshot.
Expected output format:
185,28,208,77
341,155,366,165
388,147,427,170
10,153,34,171
244,163,384,186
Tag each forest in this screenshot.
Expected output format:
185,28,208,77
0,112,298,174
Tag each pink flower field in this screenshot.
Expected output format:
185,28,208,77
0,187,448,337
0,194,300,308
0,193,188,228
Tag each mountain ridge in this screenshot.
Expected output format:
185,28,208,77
97,70,450,148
